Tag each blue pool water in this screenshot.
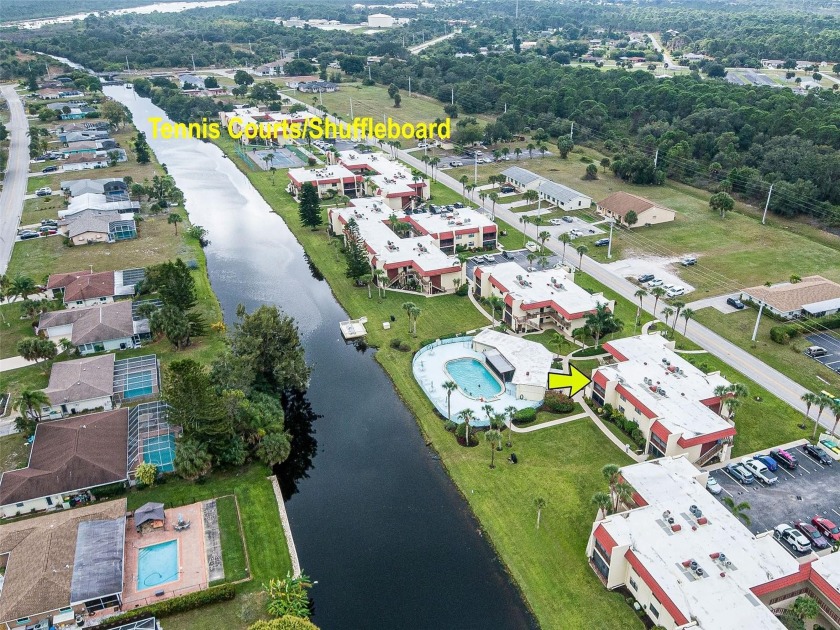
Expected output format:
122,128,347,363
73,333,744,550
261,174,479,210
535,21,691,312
143,433,176,472
446,358,502,399
137,540,179,590
124,370,154,399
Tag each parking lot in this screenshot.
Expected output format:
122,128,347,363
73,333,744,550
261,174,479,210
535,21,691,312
465,249,563,281
708,444,840,556
805,332,840,373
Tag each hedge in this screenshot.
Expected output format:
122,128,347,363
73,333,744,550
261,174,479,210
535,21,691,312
96,584,235,627
542,391,575,414
512,407,537,424
770,313,840,345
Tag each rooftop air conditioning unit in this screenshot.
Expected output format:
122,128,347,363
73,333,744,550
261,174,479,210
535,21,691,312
696,567,704,577
663,510,671,519
690,560,698,570
719,553,727,563
658,388,666,396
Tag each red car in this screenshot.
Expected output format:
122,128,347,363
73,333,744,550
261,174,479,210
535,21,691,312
812,516,840,542
794,520,830,550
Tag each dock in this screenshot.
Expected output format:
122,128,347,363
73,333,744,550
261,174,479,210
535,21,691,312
339,316,368,340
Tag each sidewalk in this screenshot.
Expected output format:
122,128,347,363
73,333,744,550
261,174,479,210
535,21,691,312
0,355,37,372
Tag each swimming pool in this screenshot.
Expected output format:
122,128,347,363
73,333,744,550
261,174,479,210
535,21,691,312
137,540,179,590
445,358,503,399
143,433,176,472
124,370,154,399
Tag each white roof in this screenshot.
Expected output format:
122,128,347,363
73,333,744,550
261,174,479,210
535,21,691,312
598,335,732,439
472,329,552,388
410,206,495,236
481,262,607,318
501,166,542,185
288,164,357,184
60,195,140,218
802,297,840,315
338,150,423,197
536,179,591,205
812,551,840,595
602,457,796,629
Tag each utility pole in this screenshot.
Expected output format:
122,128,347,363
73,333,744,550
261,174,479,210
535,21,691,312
751,302,765,342
451,86,454,104
762,184,774,224
653,148,659,168
249,41,252,54
408,76,411,96
125,56,130,73
349,97,353,119
504,102,507,113
191,54,196,72
367,65,372,81
516,0,519,20
474,156,478,184
607,220,615,259
570,122,574,141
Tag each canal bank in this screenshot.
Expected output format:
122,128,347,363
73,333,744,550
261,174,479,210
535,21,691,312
105,87,537,629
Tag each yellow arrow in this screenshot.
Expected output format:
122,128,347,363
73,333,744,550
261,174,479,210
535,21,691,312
547,365,591,397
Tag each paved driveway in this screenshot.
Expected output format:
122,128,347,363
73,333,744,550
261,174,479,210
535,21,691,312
806,332,840,373
686,293,745,314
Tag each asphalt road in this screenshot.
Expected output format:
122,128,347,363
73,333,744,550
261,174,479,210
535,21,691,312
646,32,676,69
288,93,822,429
0,84,28,275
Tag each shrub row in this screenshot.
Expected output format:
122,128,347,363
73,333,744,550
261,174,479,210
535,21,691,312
601,404,645,449
512,407,537,424
541,392,576,414
770,313,840,345
97,584,235,627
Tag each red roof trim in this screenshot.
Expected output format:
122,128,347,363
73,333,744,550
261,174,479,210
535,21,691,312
810,564,840,608
593,523,618,554
602,342,629,362
677,426,736,448
751,561,812,596
626,550,690,625
489,276,509,294
650,419,671,441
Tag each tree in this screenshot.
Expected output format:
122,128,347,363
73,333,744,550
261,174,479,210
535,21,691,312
661,306,675,329
534,497,546,529
9,275,37,301
249,616,319,630
681,307,695,335
343,218,371,283
144,259,196,311
135,462,158,486
557,137,573,158
134,131,151,164
485,429,502,468
670,300,686,337
600,157,611,172
576,244,588,269
17,338,57,363
100,100,126,130
591,492,612,516
504,405,516,447
624,210,638,227
813,392,833,439
585,303,618,347
234,70,254,86
204,76,219,89
13,390,50,421
443,380,457,420
486,296,505,326
257,431,292,466
150,304,192,349
801,392,819,430
488,192,499,219
264,573,313,619
722,496,751,525
557,232,572,263
709,191,734,218
650,286,666,314
163,359,226,436
298,182,322,229
584,163,598,180
167,212,183,234
457,408,474,446
538,230,551,253
174,437,213,481
789,595,820,624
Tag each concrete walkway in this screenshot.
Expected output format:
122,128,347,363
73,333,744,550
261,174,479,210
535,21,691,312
509,411,588,433
0,355,38,372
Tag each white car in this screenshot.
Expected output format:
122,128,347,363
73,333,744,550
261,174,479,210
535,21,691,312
569,229,583,236
666,286,686,298
706,477,722,495
35,186,53,196
450,160,463,167
482,157,493,164
774,524,812,553
647,278,663,287
549,218,564,226
525,241,538,252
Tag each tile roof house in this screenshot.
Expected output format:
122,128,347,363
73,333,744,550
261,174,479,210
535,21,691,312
47,270,117,307
597,191,676,227
60,209,138,245
0,410,129,518
62,152,110,171
38,300,140,354
741,275,840,319
43,354,116,418
0,499,126,628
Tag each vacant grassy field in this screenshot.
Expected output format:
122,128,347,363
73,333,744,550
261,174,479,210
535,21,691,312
0,433,30,474
22,195,62,225
215,495,250,584
127,465,292,630
0,303,38,359
449,153,840,296
216,133,643,628
693,307,840,393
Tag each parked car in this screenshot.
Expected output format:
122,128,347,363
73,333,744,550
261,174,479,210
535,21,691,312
725,462,755,484
526,266,538,272
42,165,58,173
525,241,538,252
502,250,514,260
743,459,778,485
562,216,574,223
819,438,840,455
803,444,833,465
482,157,493,164
812,516,840,542
706,477,722,495
647,278,664,288
681,256,697,266
549,218,564,226
594,238,610,247
40,219,58,227
666,286,686,298
774,524,812,553
770,448,798,470
453,202,465,209
569,229,584,237
20,232,40,240
38,227,57,235
500,186,515,193
805,346,828,357
450,160,463,167
35,187,52,196
637,274,655,283
726,297,745,309
794,520,831,550
754,455,778,472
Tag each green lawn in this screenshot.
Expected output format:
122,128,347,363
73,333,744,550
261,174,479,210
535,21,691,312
494,218,524,252
693,307,840,393
214,133,642,628
0,433,30,474
0,304,37,359
127,465,292,630
22,195,63,225
215,495,249,584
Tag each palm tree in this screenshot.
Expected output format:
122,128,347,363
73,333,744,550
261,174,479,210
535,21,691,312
576,244,588,269
13,389,50,421
722,497,751,525
465,183,475,200
168,212,183,234
681,307,695,335
359,273,373,298
522,189,538,210
428,156,440,180
534,497,546,528
650,286,666,314
633,288,647,329
585,302,614,348
459,174,468,200
661,306,675,329
526,143,535,159
514,147,522,160
591,491,612,516
519,215,532,245
409,305,421,336
557,232,572,263
829,400,840,438
486,295,504,325
505,405,516,447
813,392,833,439
801,392,819,429
538,230,551,253
373,268,387,297
723,397,742,420
443,380,458,420
263,152,274,170
612,481,634,513
538,255,549,269
482,403,495,427
670,300,686,337
485,429,502,468
9,275,37,301
488,191,499,219
715,384,732,416
402,301,417,332
457,408,475,446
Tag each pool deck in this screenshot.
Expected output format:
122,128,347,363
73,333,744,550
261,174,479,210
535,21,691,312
122,502,208,608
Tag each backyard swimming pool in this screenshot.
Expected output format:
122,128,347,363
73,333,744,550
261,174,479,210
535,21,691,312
137,540,179,590
445,358,503,399
142,433,176,472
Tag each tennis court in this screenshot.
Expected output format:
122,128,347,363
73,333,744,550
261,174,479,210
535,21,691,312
251,147,305,170
143,433,177,472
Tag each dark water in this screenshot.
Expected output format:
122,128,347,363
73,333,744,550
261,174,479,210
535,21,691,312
105,88,535,629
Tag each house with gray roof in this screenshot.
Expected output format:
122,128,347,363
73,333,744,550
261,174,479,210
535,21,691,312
43,354,116,418
61,177,128,198
501,166,543,190
38,300,143,354
60,209,137,245
502,166,592,210
60,193,139,218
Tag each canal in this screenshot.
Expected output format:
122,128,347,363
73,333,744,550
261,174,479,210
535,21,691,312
105,87,535,629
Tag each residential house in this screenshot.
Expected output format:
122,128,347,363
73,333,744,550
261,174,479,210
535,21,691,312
741,275,840,320
60,106,96,120
589,334,736,465
46,268,140,307
37,300,142,354
0,410,129,518
46,100,87,112
59,193,139,217
60,177,128,199
254,57,294,76
61,153,110,171
296,81,339,93
473,262,612,334
597,191,676,227
59,209,138,245
178,73,203,88
0,500,127,628
61,130,110,144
